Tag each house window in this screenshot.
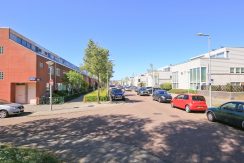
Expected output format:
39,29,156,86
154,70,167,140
39,62,44,68
230,67,234,74
241,68,244,74
0,46,3,54
0,72,4,80
56,68,60,76
236,68,240,74
201,67,207,82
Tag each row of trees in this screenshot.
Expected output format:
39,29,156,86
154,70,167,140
81,40,114,103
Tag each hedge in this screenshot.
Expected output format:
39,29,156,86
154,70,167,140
83,89,108,102
0,144,60,163
168,89,197,94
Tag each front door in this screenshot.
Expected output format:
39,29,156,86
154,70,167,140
15,84,26,104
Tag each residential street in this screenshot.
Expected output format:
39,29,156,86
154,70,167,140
0,92,244,163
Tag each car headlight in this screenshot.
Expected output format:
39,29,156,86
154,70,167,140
161,96,165,99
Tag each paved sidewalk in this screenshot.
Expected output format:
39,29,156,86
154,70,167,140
23,95,112,117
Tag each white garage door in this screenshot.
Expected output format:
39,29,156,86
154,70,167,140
15,85,26,104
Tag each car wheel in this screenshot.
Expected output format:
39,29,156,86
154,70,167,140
207,112,215,122
0,110,8,118
242,121,244,129
185,105,191,113
171,103,175,108
159,98,163,103
207,112,216,122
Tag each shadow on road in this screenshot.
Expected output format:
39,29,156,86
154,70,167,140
0,116,243,162
152,120,244,163
0,115,159,162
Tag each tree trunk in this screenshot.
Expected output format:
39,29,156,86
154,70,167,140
97,74,100,103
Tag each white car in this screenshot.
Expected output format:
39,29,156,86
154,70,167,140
0,99,24,118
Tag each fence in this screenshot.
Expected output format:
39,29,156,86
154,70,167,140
201,85,244,92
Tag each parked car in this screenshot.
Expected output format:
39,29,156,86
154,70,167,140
135,87,141,93
206,101,244,129
0,99,24,118
152,90,172,103
137,87,150,96
146,87,152,93
171,94,207,113
110,89,125,101
125,86,132,91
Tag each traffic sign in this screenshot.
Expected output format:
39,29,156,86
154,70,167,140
49,79,54,86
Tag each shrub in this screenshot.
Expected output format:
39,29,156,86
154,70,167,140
168,89,197,94
160,82,172,91
0,144,60,163
83,89,108,102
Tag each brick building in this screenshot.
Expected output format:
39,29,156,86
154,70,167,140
0,27,95,104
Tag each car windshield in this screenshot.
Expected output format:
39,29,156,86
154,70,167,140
192,96,205,101
157,91,167,95
112,89,123,94
0,99,10,104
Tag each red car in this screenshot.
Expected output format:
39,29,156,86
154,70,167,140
171,94,207,113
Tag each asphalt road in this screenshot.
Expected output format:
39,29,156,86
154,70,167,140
0,91,243,163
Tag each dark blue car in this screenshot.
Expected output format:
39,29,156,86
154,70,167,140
110,89,125,101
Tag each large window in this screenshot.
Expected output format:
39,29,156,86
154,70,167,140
190,67,206,90
201,67,206,82
172,71,179,88
0,72,4,80
0,46,3,54
230,67,235,73
241,68,244,74
236,68,240,74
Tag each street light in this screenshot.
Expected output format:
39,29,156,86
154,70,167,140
46,60,54,111
197,33,212,107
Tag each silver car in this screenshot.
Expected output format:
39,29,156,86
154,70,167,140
0,99,24,118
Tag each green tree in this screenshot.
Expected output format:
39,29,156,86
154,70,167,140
82,40,110,103
62,71,88,93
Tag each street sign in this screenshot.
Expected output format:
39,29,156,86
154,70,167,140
49,79,54,86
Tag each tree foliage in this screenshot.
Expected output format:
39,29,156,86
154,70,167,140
160,82,172,91
82,40,113,102
62,70,88,93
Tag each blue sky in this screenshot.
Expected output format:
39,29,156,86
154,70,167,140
1,0,244,80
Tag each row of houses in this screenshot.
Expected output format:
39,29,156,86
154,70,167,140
127,47,244,90
0,28,96,104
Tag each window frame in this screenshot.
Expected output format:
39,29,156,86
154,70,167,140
0,72,4,80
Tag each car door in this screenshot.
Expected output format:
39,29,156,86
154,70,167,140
232,103,244,127
218,102,237,123
181,95,189,108
173,94,184,108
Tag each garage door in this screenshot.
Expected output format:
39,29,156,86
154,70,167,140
15,85,26,104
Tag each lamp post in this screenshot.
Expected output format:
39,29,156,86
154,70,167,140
46,61,54,111
197,33,212,107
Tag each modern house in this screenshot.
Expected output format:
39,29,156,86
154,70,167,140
129,66,172,87
171,47,244,90
0,27,95,104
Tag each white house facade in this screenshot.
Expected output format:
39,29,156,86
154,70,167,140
171,47,244,90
